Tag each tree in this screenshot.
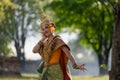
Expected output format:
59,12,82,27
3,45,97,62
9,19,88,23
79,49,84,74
43,0,114,75
106,0,120,80
0,34,12,57
0,0,16,23
0,0,41,62
0,0,15,56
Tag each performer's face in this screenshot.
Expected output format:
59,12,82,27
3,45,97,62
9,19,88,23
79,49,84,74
41,24,53,37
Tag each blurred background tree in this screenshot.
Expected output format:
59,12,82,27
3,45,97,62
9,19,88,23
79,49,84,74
0,0,41,63
41,0,115,75
0,0,119,78
0,0,15,57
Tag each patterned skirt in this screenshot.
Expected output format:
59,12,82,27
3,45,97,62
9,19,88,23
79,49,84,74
39,64,63,80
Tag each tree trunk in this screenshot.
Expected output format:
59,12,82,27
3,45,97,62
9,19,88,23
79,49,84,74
109,2,120,80
98,48,111,75
98,54,105,75
14,40,25,63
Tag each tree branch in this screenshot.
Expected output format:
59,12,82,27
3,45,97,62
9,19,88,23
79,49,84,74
106,0,116,14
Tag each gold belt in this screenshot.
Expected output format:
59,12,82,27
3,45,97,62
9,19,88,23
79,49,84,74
44,62,59,67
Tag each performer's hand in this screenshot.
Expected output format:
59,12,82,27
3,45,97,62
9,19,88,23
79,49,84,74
78,64,87,72
73,64,87,72
40,31,47,41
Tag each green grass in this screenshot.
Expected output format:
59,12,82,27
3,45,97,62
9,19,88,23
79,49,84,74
0,74,109,80
72,75,109,80
0,74,38,80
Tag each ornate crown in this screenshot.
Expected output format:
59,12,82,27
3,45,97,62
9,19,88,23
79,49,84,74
40,8,55,30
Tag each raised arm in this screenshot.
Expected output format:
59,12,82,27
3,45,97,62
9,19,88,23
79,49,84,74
32,40,43,53
62,46,87,72
32,34,46,53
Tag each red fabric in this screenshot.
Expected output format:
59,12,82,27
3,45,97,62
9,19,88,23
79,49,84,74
59,50,72,80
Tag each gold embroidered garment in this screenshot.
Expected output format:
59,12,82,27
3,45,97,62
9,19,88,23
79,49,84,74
38,35,72,80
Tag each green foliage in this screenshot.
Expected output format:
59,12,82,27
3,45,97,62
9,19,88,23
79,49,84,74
0,0,41,59
0,0,16,23
44,0,114,56
42,0,116,74
80,2,113,54
0,0,15,56
100,64,108,70
0,34,13,57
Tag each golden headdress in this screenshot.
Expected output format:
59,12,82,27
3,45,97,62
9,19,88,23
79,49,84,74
40,8,55,31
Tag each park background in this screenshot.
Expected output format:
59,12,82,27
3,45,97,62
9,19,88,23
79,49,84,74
0,0,120,80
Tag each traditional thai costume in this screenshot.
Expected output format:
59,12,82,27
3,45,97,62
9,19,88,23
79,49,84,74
35,8,73,80
37,35,72,80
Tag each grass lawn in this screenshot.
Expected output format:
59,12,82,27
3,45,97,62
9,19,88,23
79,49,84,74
0,74,109,80
72,75,109,80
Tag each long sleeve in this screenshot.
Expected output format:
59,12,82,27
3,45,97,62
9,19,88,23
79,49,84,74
32,41,44,55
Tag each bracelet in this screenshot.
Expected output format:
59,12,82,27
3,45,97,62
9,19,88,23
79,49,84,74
72,63,78,69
